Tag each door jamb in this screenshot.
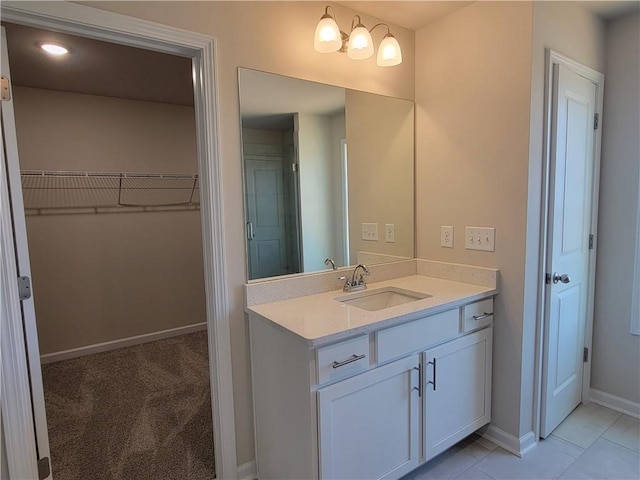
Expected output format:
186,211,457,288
534,49,605,439
0,2,238,478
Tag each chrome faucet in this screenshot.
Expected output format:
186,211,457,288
324,258,337,270
343,264,370,292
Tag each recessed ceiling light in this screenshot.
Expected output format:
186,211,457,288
40,43,69,56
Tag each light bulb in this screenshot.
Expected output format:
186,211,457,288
40,43,69,56
376,34,402,67
347,25,373,60
314,15,342,53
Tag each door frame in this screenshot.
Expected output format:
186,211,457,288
0,2,238,478
534,49,604,439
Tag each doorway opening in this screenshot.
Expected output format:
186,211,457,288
4,21,216,478
0,3,236,478
241,114,302,280
536,49,604,440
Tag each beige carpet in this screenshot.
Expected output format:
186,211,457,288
42,331,215,479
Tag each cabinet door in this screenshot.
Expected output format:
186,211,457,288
318,355,419,480
423,328,492,461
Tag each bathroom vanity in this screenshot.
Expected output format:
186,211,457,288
246,263,497,480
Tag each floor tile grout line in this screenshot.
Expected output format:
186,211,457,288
598,436,640,455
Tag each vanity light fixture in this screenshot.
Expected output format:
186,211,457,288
313,6,402,67
39,42,70,56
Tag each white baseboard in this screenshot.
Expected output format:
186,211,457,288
590,388,640,418
482,425,537,457
237,460,257,480
40,322,207,364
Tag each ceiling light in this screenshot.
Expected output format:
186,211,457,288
40,43,69,56
313,6,402,67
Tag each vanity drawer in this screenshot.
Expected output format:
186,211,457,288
461,298,494,333
317,335,369,385
376,309,459,364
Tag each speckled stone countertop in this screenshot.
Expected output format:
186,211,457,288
246,274,497,347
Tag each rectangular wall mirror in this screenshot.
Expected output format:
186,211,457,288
239,68,414,280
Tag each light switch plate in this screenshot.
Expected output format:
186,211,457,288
362,223,379,241
440,226,454,248
465,226,495,252
385,224,395,242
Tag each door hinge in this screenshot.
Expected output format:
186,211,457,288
1,75,11,101
583,347,589,362
292,163,298,172
589,234,594,250
594,113,599,130
38,457,51,480
18,276,32,300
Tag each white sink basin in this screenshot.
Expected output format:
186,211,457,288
336,287,432,312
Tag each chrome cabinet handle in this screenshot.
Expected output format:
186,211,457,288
472,312,494,321
426,358,436,391
553,273,571,284
413,364,422,397
332,353,365,369
246,221,254,241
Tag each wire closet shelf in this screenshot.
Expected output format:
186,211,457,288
21,170,200,215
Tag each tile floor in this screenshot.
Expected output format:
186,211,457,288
402,403,640,480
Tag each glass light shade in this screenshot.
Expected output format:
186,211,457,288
376,34,402,67
314,15,342,53
347,26,374,60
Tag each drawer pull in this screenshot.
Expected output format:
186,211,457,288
413,364,422,397
332,354,366,369
472,312,493,321
427,358,436,391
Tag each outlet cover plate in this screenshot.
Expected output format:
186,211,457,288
440,226,454,248
362,223,379,241
465,226,495,252
385,224,395,242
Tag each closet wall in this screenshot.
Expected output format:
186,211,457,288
13,86,205,355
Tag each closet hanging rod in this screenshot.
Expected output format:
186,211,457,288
21,170,198,180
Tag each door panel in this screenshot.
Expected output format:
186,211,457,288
423,329,492,461
317,356,419,480
541,62,597,437
244,158,289,279
1,26,52,477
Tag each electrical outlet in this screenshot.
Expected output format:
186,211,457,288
362,223,379,241
464,226,495,252
441,226,454,248
385,224,395,242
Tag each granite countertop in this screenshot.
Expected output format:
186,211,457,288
246,274,497,347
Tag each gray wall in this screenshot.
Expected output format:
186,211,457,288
592,12,640,404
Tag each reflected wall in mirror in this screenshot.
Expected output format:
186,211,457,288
239,68,414,280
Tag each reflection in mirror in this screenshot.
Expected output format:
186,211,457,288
239,68,414,280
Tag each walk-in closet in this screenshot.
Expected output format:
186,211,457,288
4,22,216,479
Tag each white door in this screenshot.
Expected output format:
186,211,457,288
423,329,492,461
244,158,289,279
1,27,53,478
317,355,419,480
541,62,599,437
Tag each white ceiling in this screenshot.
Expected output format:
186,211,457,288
239,68,346,126
338,1,639,30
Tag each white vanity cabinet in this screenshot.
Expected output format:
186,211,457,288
249,296,494,480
